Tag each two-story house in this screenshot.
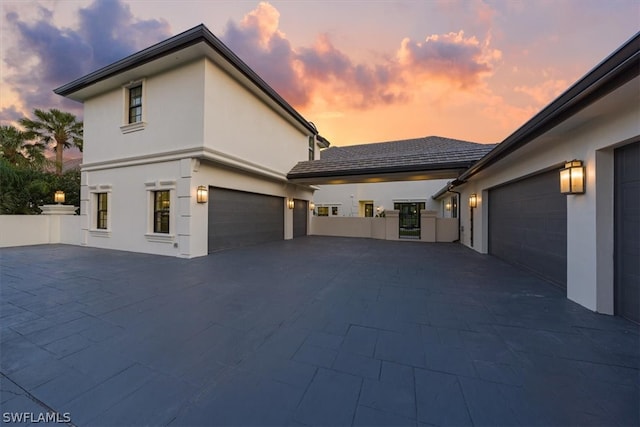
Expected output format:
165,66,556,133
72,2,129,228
55,24,328,258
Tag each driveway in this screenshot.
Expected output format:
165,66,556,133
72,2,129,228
1,237,638,426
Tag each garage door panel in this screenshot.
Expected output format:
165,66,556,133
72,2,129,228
293,199,308,237
489,169,567,288
208,188,284,252
615,141,639,323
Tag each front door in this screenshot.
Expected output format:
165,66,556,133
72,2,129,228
395,202,425,239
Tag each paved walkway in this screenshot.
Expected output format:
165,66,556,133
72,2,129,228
1,237,638,426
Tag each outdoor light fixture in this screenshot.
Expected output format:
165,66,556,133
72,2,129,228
196,186,208,203
560,160,585,194
54,190,65,204
288,199,295,209
445,202,451,211
469,194,477,209
309,202,315,211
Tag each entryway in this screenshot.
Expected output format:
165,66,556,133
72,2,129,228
395,202,425,239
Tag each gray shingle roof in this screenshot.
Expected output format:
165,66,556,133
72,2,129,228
288,136,496,180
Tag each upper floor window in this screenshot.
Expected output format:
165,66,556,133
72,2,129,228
153,190,170,234
308,136,315,161
128,85,143,124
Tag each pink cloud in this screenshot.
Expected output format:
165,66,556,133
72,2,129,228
222,3,501,111
514,78,568,106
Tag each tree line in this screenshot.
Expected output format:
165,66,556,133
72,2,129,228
0,108,83,214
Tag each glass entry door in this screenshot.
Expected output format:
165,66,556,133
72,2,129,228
394,202,425,239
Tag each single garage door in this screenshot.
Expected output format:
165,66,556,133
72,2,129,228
293,199,308,237
208,187,284,252
615,142,639,323
489,169,567,288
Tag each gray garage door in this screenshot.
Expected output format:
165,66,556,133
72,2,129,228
615,142,639,323
489,169,567,288
293,199,308,237
208,187,284,253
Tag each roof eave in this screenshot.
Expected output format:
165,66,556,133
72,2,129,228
54,24,318,135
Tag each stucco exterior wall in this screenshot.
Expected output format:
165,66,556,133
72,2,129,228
0,215,81,247
313,180,449,217
82,60,205,165
447,77,639,313
203,59,311,174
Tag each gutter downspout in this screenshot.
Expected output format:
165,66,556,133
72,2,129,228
449,189,462,243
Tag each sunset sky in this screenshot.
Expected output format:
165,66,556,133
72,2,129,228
1,0,638,147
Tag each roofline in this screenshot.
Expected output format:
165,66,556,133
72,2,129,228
287,161,475,180
454,31,640,184
54,24,318,135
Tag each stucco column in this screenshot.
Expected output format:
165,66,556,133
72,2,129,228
385,210,399,241
420,210,437,242
40,205,77,244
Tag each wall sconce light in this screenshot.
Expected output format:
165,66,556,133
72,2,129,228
469,194,477,209
445,202,451,211
196,185,208,203
309,202,315,211
560,160,585,194
287,199,295,209
54,190,65,204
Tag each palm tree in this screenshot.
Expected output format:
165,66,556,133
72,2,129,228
0,125,47,169
19,108,83,175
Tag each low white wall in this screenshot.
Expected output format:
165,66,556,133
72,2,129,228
310,214,458,243
0,215,81,247
310,217,382,238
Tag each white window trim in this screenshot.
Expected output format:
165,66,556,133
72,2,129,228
88,185,112,237
120,79,147,134
144,180,176,243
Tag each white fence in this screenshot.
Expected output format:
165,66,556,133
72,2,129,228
0,215,81,248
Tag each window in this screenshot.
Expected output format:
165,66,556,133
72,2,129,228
96,193,108,229
308,136,315,161
331,206,339,216
128,85,142,124
364,203,374,217
451,196,458,218
317,206,329,216
153,190,170,233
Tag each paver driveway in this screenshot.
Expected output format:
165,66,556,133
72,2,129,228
1,237,638,426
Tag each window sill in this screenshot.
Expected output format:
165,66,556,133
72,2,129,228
120,121,146,134
145,233,174,243
89,229,111,238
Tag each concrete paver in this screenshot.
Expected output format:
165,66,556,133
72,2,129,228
0,237,638,426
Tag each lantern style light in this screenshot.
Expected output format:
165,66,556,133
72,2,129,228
445,202,451,211
288,199,295,209
469,194,477,209
54,190,65,204
196,186,208,203
560,160,585,194
309,202,315,211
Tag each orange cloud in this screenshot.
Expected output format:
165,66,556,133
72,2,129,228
514,79,568,106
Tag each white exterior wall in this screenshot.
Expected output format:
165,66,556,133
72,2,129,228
82,60,205,165
203,59,311,174
313,180,449,217
449,77,639,313
0,215,81,247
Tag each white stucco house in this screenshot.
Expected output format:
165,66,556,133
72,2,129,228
54,24,329,258
430,33,639,322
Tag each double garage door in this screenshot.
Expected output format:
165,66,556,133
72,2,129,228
488,169,567,288
207,188,307,253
